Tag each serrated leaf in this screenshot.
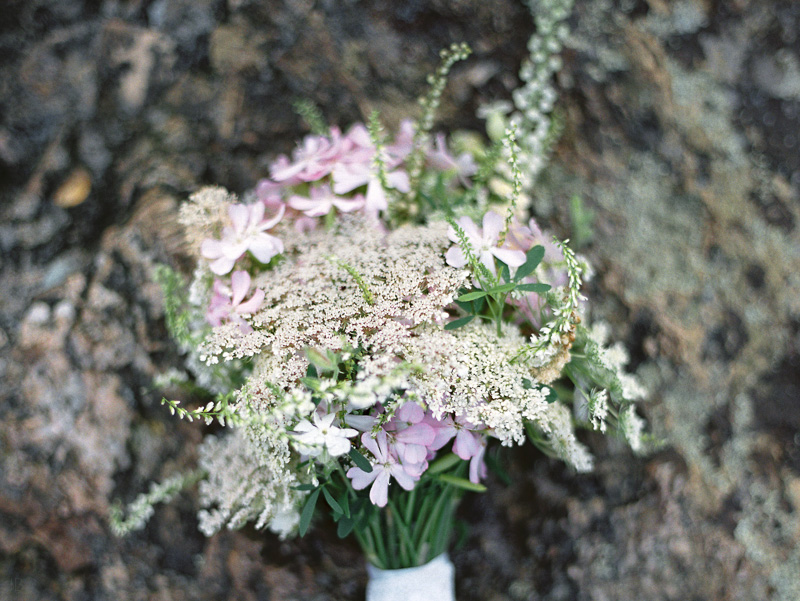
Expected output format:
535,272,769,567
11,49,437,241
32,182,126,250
349,448,373,473
514,245,545,282
515,283,551,293
444,315,474,330
457,290,488,302
322,487,343,515
437,474,487,492
298,488,320,537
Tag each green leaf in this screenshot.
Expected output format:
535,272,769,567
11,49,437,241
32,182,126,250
500,262,511,283
457,290,488,302
305,364,318,379
306,347,335,372
298,488,320,537
485,282,516,294
437,474,487,492
426,452,462,475
514,245,545,282
542,386,559,404
292,483,317,491
322,487,343,515
337,516,355,538
444,315,474,330
485,451,512,486
515,283,551,293
349,448,373,473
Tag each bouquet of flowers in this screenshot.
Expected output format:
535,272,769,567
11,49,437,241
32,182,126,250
113,4,648,599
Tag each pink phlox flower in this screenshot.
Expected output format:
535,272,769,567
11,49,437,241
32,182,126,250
255,180,286,209
288,184,365,217
293,411,358,458
201,203,285,275
506,217,564,263
270,127,346,184
426,133,478,187
205,270,265,333
347,431,418,507
385,119,415,164
332,162,410,213
451,416,488,484
422,412,457,456
384,402,436,469
445,211,526,277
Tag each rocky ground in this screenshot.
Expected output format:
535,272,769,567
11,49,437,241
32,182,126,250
1,0,799,599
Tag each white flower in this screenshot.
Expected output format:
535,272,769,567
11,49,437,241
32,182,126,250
292,413,358,457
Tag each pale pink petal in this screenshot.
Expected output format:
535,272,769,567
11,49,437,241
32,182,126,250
288,194,331,217
389,465,416,491
235,288,264,314
369,470,391,507
228,204,250,233
453,429,480,460
482,211,504,242
455,216,481,242
209,256,236,275
347,466,380,490
332,164,370,194
479,250,497,276
332,196,365,212
445,246,467,268
230,271,251,306
399,443,428,465
365,177,388,211
346,415,377,431
361,432,382,460
469,444,487,484
200,238,225,260
491,247,526,267
326,435,352,457
259,204,285,230
395,423,435,446
248,233,283,263
396,402,424,423
387,170,410,193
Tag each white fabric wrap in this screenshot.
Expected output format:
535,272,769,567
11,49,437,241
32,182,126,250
365,553,455,601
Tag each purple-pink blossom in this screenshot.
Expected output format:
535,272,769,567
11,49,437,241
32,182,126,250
288,184,364,217
445,211,526,277
426,133,477,186
201,203,285,275
206,270,265,333
347,431,418,507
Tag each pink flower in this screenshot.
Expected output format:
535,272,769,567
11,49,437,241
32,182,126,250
288,184,364,217
347,431,418,507
385,119,415,163
426,133,477,186
270,128,346,184
451,416,488,484
332,163,410,213
445,211,526,277
205,270,265,333
384,402,436,468
201,203,285,275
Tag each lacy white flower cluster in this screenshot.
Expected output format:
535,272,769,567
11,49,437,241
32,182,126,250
165,115,646,536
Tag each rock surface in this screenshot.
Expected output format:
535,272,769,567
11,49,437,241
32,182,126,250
1,0,798,600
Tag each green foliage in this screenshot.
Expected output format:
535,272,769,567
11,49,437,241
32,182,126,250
109,470,205,536
447,244,549,336
293,99,330,137
569,193,595,248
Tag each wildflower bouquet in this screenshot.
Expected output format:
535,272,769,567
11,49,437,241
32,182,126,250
113,3,648,598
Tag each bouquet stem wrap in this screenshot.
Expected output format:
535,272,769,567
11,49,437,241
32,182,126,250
366,553,455,601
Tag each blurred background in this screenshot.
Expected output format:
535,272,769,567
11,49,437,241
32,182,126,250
1,0,799,599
